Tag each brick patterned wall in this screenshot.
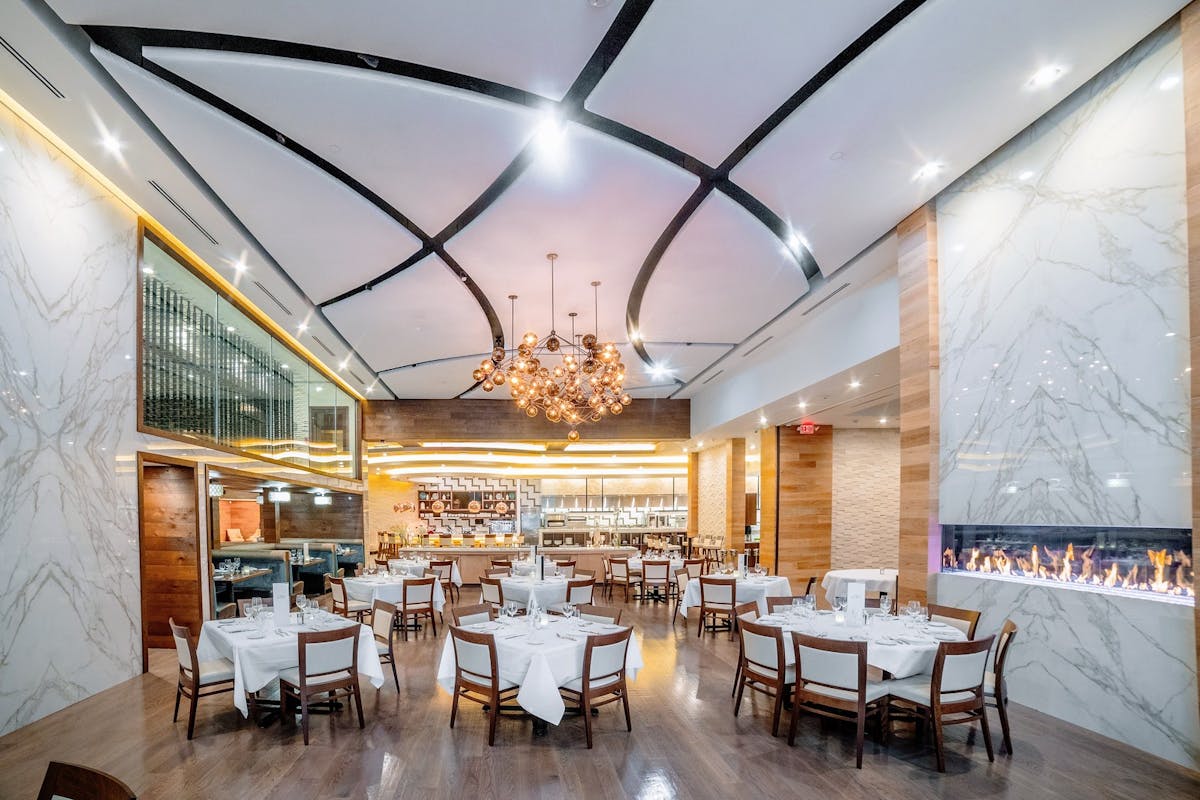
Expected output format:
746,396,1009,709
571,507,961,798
832,428,900,569
696,445,727,547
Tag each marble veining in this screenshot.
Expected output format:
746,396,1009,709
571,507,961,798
0,100,144,734
937,24,1190,527
936,572,1198,769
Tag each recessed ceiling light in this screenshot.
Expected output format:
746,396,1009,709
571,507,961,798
1026,64,1066,90
849,379,862,389
759,415,768,426
912,162,943,182
232,257,247,273
141,266,154,275
280,364,289,370
797,400,807,409
297,322,309,334
1160,74,1181,91
697,440,704,448
1018,170,1035,181
225,325,235,333
99,131,123,156
829,151,844,161
1166,331,1176,337
649,364,670,380
534,110,568,167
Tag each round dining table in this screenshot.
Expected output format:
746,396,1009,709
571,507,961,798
500,575,569,610
821,568,898,604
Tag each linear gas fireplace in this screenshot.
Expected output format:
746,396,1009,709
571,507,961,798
941,525,1193,600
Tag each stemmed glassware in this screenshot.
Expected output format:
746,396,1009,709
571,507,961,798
879,596,893,617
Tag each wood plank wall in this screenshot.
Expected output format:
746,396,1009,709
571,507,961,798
896,205,941,604
1180,0,1200,726
365,398,690,441
761,425,832,585
138,459,201,657
687,451,699,541
725,438,746,548
262,492,364,540
217,499,262,542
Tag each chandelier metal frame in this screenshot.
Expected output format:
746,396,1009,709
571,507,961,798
473,253,630,441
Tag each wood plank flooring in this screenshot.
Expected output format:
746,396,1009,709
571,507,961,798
0,593,1197,800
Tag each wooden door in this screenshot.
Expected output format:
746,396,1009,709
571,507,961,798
138,455,201,665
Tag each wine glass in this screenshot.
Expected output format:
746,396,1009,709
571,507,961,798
563,603,576,622
879,596,893,617
790,597,802,618
832,596,846,613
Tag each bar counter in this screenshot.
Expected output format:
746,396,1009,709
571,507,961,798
394,545,637,585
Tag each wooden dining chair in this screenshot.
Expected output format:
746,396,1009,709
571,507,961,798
986,619,1019,755
682,558,704,579
479,576,505,611
483,567,511,577
564,576,596,606
448,626,520,746
730,601,761,698
577,604,623,625
490,559,513,570
887,635,997,772
558,628,635,748
168,618,234,740
279,625,365,746
789,633,889,767
554,560,577,579
37,762,136,800
429,559,458,603
398,576,438,640
329,577,371,622
609,558,643,602
671,568,691,624
601,556,613,598
370,599,400,692
450,603,495,626
764,596,809,613
733,620,794,736
696,576,737,639
927,603,982,639
640,560,672,603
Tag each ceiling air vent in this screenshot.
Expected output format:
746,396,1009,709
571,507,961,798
701,369,724,385
741,336,774,358
251,280,294,317
0,35,65,99
348,370,365,384
310,335,336,358
800,282,851,316
147,181,218,245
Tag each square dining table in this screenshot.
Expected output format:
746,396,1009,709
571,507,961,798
344,574,447,611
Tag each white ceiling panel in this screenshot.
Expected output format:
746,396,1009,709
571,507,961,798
380,356,483,400
324,254,492,371
446,123,699,349
731,0,1187,276
586,0,893,165
638,192,808,345
143,48,540,235
50,0,624,100
637,342,731,386
94,46,422,303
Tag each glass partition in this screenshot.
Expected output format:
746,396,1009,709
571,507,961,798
139,231,359,478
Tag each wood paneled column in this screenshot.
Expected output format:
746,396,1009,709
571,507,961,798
897,205,941,604
1180,0,1200,723
759,424,832,584
726,438,746,549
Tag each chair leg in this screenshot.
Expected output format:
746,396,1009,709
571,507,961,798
771,688,785,737
733,676,746,716
401,614,409,641
353,683,365,729
185,688,198,740
932,716,945,773
450,687,460,729
622,689,632,732
430,610,438,638
301,694,310,746
996,693,1013,755
487,692,499,746
582,694,594,749
173,684,182,722
979,707,995,762
696,610,703,637
855,712,866,769
787,693,801,746
731,662,741,698
389,657,399,692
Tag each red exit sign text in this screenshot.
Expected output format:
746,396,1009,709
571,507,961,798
797,421,817,434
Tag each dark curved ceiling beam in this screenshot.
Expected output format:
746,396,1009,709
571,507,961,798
626,0,927,375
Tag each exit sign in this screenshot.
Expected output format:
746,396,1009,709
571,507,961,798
797,421,817,434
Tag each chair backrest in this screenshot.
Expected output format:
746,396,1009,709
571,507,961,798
575,569,595,579
168,618,196,675
578,604,622,624
479,576,504,607
491,559,512,569
739,620,785,679
792,632,867,695
734,600,759,625
642,560,670,582
566,577,595,605
602,556,612,580
38,761,136,800
611,558,630,579
582,627,632,690
371,600,397,644
375,558,389,568
403,576,436,607
450,626,498,688
764,596,800,612
994,618,1018,681
484,567,510,577
450,603,495,626
674,568,690,596
429,560,453,582
297,625,359,685
329,577,348,607
933,635,996,696
236,598,254,617
683,559,704,579
928,603,982,639
699,576,735,606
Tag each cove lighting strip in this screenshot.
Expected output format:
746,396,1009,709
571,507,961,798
562,442,658,452
387,466,686,478
419,441,547,452
368,453,686,467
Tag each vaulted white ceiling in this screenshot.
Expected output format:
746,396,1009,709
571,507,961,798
0,0,1187,405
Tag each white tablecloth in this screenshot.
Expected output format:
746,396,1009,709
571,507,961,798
388,558,463,586
756,611,966,679
500,576,569,609
627,557,684,573
821,568,898,604
436,617,643,724
345,575,447,611
197,612,385,716
680,575,792,618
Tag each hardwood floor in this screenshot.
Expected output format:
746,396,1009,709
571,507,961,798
1,595,1197,800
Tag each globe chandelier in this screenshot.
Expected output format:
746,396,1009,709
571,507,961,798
473,253,631,441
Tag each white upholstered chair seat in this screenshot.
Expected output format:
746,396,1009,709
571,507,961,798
194,658,235,685
346,599,372,612
278,666,353,688
375,639,390,655
887,676,976,706
745,663,795,684
562,672,621,693
800,680,888,704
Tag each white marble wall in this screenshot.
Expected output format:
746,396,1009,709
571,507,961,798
936,573,1199,769
0,101,143,734
937,24,1190,527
